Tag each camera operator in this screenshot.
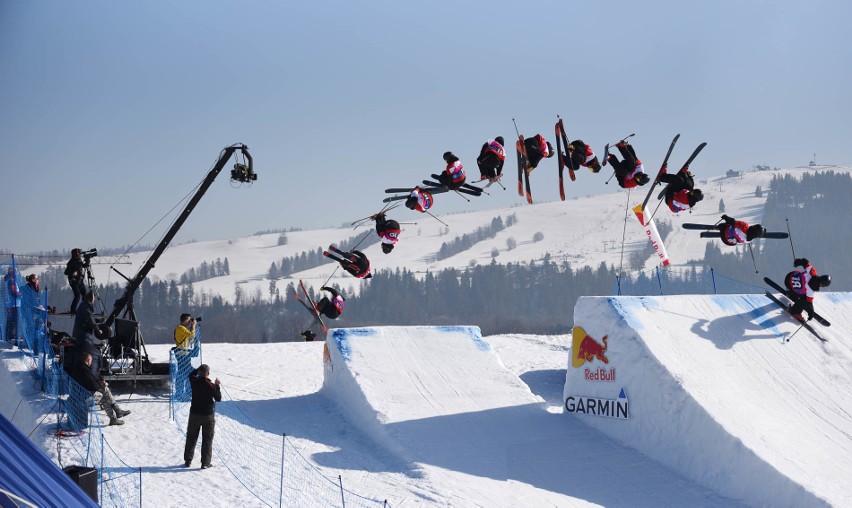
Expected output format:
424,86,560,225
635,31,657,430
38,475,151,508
64,248,87,313
173,313,199,401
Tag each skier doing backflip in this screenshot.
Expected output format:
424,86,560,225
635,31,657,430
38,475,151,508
567,139,602,173
659,167,704,213
374,213,401,254
718,215,766,245
325,246,372,279
784,258,831,322
315,286,345,320
476,137,506,181
608,141,650,188
523,134,554,171
437,152,466,190
405,186,434,213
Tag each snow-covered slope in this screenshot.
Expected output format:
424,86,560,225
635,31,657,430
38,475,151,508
5,291,849,506
566,293,852,507
37,165,850,303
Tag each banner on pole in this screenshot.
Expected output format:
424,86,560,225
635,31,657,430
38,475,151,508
632,204,670,267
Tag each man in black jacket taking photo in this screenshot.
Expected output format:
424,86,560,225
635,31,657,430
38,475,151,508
184,364,222,469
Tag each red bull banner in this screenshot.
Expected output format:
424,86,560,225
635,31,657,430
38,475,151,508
632,204,670,267
572,326,615,380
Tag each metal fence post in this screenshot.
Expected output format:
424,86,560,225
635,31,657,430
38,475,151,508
279,433,286,508
338,475,346,508
711,267,717,294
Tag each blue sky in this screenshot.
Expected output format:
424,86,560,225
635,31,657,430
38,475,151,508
2,0,850,252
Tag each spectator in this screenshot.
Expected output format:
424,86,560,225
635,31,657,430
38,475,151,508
4,267,21,343
184,364,222,469
300,330,317,341
73,352,131,426
72,291,103,379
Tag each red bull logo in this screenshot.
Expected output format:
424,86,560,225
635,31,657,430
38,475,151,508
572,326,609,368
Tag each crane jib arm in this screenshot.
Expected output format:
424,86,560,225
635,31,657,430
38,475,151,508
104,144,254,328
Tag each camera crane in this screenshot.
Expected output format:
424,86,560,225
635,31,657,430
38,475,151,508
100,143,256,382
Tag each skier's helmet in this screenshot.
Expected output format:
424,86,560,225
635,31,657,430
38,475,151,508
588,157,602,173
690,189,704,204
635,173,650,186
819,274,831,287
746,224,766,241
443,151,457,163
381,243,394,254
545,142,555,158
495,136,505,146
404,196,417,210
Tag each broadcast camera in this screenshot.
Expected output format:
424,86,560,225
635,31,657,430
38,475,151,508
82,248,98,265
195,316,202,322
230,145,257,183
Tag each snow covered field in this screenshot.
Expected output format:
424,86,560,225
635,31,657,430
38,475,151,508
3,290,850,507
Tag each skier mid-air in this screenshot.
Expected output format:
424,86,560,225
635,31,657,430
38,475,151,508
608,141,650,188
324,246,372,279
476,137,506,182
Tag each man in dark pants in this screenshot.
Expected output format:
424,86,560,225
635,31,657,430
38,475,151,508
64,249,87,313
184,364,222,469
72,291,103,379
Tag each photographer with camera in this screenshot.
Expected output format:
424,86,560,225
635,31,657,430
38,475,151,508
64,248,88,313
173,313,199,401
174,313,198,350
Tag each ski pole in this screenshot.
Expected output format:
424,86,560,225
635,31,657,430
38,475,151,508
512,118,521,138
786,322,806,343
424,210,449,228
785,217,797,261
609,133,636,145
747,242,759,273
350,230,374,251
604,171,617,185
453,191,471,203
493,178,506,190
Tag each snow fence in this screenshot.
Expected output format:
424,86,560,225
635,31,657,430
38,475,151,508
564,293,852,507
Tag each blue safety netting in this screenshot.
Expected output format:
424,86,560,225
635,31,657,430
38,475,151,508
3,255,142,507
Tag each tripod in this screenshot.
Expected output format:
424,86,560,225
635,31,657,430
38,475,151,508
81,261,106,316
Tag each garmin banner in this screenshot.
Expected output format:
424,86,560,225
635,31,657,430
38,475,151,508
564,388,629,420
633,204,670,267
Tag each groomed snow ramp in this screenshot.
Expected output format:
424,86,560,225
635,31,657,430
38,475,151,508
564,293,852,508
321,326,544,504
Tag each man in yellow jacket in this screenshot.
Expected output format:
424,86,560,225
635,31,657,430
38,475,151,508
173,313,197,401
174,313,197,349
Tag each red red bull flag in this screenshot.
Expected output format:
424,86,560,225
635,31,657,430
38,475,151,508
632,204,670,267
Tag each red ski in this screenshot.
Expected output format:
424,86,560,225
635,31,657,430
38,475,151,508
555,117,575,201
293,280,328,333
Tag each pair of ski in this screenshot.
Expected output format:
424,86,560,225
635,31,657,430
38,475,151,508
680,223,789,240
555,117,575,201
422,174,484,197
639,134,708,212
763,277,829,342
383,186,449,203
292,280,328,333
469,174,504,191
515,136,533,204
